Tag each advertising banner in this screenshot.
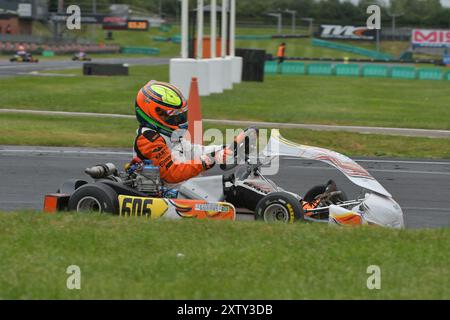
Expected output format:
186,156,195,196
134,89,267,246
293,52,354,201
102,16,128,30
412,29,450,48
319,25,377,41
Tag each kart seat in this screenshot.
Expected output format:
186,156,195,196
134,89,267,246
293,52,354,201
177,175,225,202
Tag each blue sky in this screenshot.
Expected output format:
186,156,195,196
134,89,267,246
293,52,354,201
343,0,450,7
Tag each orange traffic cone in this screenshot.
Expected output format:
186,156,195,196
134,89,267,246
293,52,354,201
187,77,203,145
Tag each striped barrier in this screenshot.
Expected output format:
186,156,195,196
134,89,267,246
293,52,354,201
312,38,394,61
265,61,450,82
121,47,160,55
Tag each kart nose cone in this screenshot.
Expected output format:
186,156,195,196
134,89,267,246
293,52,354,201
361,193,404,229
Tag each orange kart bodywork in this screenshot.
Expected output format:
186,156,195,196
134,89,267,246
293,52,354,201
44,193,236,221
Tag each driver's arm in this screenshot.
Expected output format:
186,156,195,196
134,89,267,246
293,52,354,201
136,130,213,184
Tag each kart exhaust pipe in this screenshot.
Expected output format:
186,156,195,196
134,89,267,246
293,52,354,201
85,163,117,179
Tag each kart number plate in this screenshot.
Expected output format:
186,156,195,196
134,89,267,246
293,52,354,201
118,195,168,219
194,203,230,212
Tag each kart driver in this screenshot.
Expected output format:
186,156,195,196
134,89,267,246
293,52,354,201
76,49,86,59
133,80,231,184
16,45,27,58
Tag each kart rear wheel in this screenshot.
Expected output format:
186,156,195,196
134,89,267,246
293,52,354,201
255,192,304,223
68,183,118,214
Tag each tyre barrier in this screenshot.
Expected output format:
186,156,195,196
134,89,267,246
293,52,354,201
265,61,450,82
83,63,129,76
121,47,160,55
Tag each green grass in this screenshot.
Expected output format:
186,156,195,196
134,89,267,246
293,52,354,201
91,25,362,59
1,113,450,159
345,40,410,58
0,65,168,115
205,74,450,130
237,38,369,59
0,113,135,148
0,212,448,299
1,65,449,130
29,22,410,59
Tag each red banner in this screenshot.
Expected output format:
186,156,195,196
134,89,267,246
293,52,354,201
412,29,450,48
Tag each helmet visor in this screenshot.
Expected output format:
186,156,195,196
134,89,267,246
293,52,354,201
160,105,188,127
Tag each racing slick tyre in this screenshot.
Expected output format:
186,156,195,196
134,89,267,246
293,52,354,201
255,192,304,223
68,183,119,214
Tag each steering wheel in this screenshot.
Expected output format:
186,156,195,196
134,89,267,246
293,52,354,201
220,127,259,171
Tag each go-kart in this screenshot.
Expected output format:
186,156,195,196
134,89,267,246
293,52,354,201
10,54,39,63
72,53,92,61
44,129,404,228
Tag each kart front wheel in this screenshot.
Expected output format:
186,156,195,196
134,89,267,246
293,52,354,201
255,192,304,223
68,183,118,214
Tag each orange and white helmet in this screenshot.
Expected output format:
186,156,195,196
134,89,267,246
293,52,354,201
135,80,188,136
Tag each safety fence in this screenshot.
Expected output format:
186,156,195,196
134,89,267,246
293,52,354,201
265,61,450,82
312,38,394,61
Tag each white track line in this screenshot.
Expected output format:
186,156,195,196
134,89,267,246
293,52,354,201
1,149,450,167
0,149,131,156
403,207,450,212
0,108,134,118
1,108,450,138
1,149,449,175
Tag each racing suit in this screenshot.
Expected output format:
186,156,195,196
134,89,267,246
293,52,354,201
133,126,222,185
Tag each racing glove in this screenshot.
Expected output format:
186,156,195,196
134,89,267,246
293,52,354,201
201,146,234,171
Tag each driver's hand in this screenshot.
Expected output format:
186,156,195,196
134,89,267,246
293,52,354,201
214,147,233,165
200,147,233,171
201,154,215,171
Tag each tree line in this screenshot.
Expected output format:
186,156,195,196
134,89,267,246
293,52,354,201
50,0,450,28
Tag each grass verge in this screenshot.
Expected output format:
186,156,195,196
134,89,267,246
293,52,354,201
1,113,450,159
0,212,448,299
1,65,449,130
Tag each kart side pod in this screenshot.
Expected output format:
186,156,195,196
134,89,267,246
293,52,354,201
328,205,364,226
44,191,237,222
116,195,236,221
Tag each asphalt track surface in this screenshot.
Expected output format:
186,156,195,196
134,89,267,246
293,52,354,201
1,146,449,229
0,57,170,77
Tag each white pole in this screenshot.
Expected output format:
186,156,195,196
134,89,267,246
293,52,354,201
181,0,189,59
196,0,204,59
221,0,228,58
210,0,217,58
229,0,235,57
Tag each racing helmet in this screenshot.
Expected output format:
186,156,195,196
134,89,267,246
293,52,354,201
135,80,188,136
